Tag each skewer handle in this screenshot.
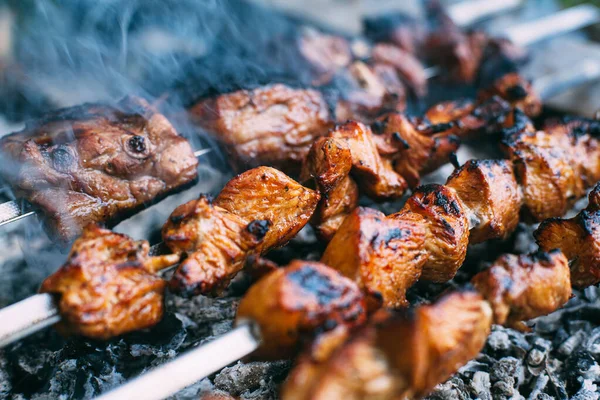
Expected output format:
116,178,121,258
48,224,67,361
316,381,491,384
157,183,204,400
95,323,261,400
0,293,60,347
536,59,600,101
504,5,600,46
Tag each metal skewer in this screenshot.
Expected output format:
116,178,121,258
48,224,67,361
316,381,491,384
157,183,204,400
1,58,599,351
0,6,597,230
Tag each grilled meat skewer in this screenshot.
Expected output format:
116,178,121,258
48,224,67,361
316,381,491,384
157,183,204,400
0,97,200,243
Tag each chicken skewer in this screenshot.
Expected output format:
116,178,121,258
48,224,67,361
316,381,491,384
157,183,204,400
0,6,597,235
97,180,600,400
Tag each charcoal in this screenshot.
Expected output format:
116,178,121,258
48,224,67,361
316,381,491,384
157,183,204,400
469,371,492,400
526,338,552,376
528,374,550,400
584,327,600,358
214,361,290,397
427,376,469,400
558,331,587,358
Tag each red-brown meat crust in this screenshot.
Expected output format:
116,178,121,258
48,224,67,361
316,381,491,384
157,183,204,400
236,260,367,360
188,84,332,173
40,224,178,339
0,96,198,243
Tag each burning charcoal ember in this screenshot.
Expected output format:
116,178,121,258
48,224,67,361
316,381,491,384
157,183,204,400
214,360,291,396
0,96,198,243
40,225,179,339
236,261,367,360
188,84,332,174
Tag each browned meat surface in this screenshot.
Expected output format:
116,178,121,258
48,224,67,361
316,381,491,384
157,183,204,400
535,184,600,287
300,137,359,241
478,73,541,117
236,260,367,360
418,96,512,140
164,167,318,296
163,196,264,297
321,207,427,308
363,13,426,55
0,96,198,243
397,184,469,282
371,43,427,97
373,112,460,188
40,225,179,339
334,61,406,123
446,159,522,243
472,250,571,330
298,27,352,84
188,84,332,173
215,166,320,252
282,290,492,400
329,121,407,200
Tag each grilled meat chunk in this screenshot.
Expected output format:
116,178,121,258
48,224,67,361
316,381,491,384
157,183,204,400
371,43,427,97
300,137,359,241
374,113,460,188
419,96,512,139
321,207,427,308
478,73,541,117
282,290,492,400
236,260,367,360
298,27,353,84
535,185,600,287
188,84,331,173
334,61,406,123
165,167,318,296
40,225,178,339
472,250,571,329
164,196,264,297
215,166,320,252
397,184,469,282
363,12,425,54
329,121,407,200
446,159,522,243
0,96,198,243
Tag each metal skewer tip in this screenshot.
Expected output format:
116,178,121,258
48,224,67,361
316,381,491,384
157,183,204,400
95,323,261,400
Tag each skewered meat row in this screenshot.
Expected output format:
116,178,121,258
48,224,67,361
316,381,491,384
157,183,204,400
282,248,572,400
38,166,319,337
0,96,199,243
363,0,528,85
282,183,600,400
318,115,600,307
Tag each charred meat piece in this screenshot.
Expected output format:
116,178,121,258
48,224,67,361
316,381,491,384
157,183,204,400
535,185,600,287
321,207,427,308
362,12,425,55
397,184,469,282
215,166,320,252
374,113,460,188
478,73,541,117
188,84,332,173
334,61,406,123
298,27,353,84
419,95,512,140
476,38,529,87
503,124,585,221
282,290,492,400
329,121,407,200
40,225,179,339
446,159,522,243
163,196,265,297
300,137,359,241
472,250,571,330
0,96,198,243
165,167,318,296
236,260,367,360
371,43,427,97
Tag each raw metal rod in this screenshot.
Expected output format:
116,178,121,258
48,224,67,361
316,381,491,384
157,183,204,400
0,59,600,350
95,323,261,400
449,0,522,27
0,6,597,229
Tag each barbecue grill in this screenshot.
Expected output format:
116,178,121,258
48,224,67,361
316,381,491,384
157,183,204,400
1,1,600,399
